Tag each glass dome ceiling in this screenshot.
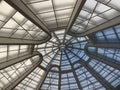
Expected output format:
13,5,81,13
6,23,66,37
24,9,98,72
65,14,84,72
0,0,120,90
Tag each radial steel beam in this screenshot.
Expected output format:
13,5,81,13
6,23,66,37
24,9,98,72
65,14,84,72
58,52,62,90
68,15,120,37
4,0,51,36
71,58,114,90
87,53,120,70
85,43,120,70
0,51,41,70
0,35,50,44
66,0,86,33
83,15,120,36
53,32,61,44
4,53,43,90
37,65,60,90
67,48,115,90
83,63,114,90
58,70,61,90
87,42,120,49
64,50,83,90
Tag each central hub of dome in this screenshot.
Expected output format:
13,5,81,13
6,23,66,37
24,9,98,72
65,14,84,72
59,44,66,50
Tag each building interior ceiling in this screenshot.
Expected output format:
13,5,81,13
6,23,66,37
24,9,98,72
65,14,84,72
0,0,120,90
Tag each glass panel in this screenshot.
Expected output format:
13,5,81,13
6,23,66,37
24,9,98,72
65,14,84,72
0,55,39,90
0,1,14,19
89,59,120,88
0,45,30,64
15,67,45,90
0,0,48,41
70,0,120,34
41,67,59,90
53,0,76,10
23,0,77,29
61,72,79,90
74,63,105,90
13,12,25,23
89,24,120,43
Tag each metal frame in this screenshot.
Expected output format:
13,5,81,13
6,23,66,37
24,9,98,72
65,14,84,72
0,51,40,70
0,0,120,90
2,52,43,90
0,32,51,45
4,0,51,36
66,0,86,33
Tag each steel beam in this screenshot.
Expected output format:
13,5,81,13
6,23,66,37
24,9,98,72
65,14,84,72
0,51,41,70
96,0,120,12
30,45,35,54
68,15,120,37
86,53,120,70
4,54,42,90
4,0,51,36
58,51,62,90
83,63,114,90
67,48,115,90
85,44,120,70
58,67,61,90
66,0,86,33
71,58,114,90
87,42,120,49
37,65,60,90
38,65,47,71
50,26,67,32
0,35,50,44
64,51,83,90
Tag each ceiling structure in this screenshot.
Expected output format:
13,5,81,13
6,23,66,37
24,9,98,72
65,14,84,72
0,0,120,90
